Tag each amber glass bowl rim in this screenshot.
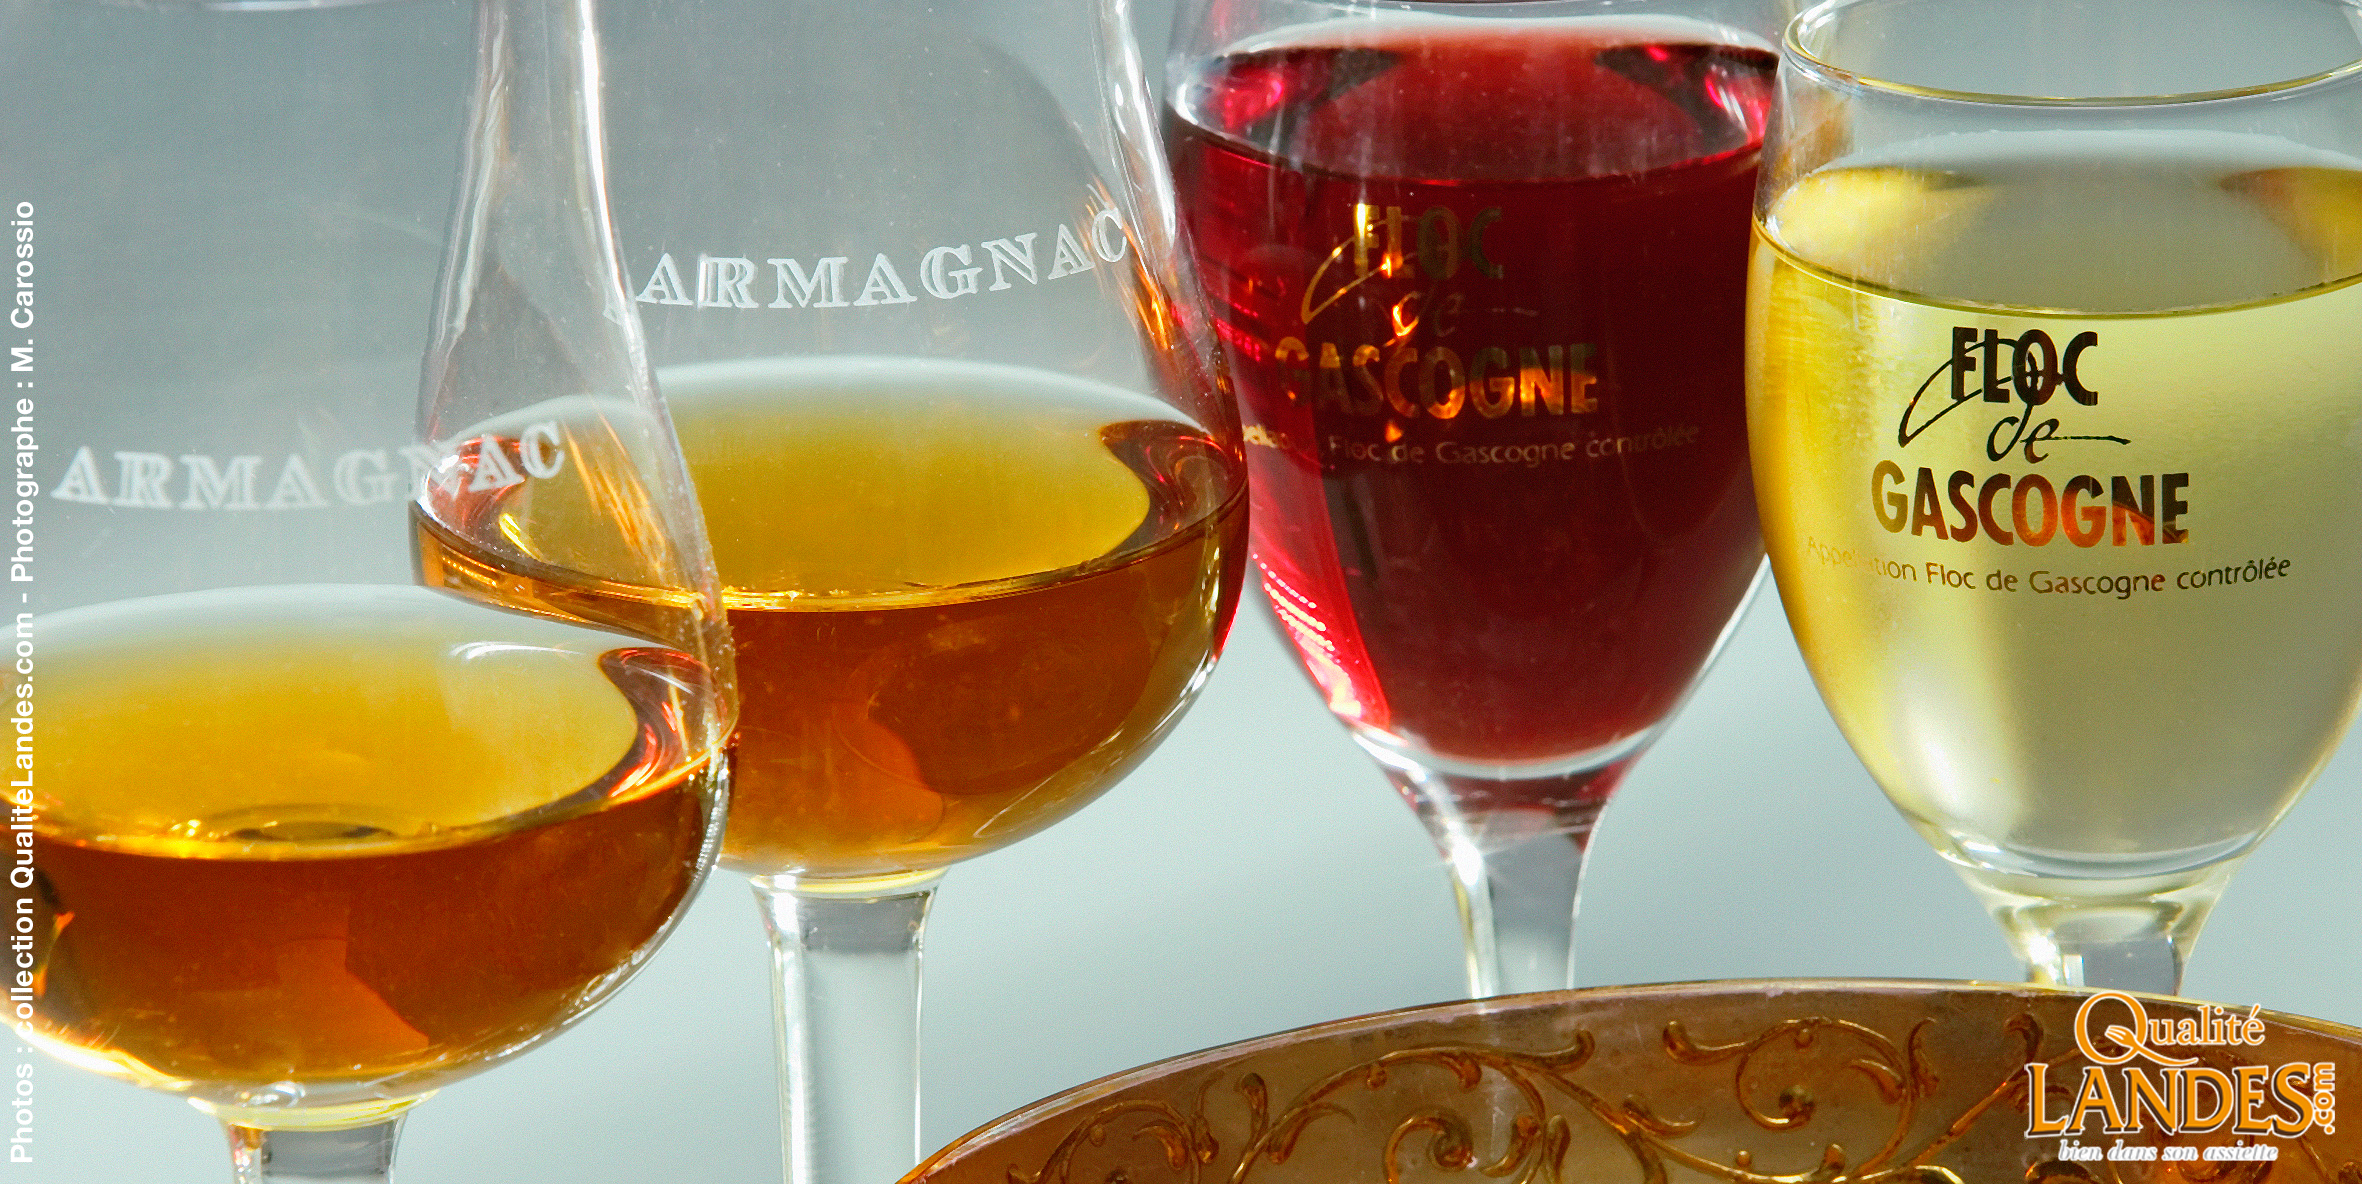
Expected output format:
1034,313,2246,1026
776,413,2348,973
909,976,2362,1176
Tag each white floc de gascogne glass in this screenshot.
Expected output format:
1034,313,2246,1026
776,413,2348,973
1748,0,2362,992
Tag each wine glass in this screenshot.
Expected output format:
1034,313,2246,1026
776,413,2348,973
1749,0,2362,992
591,1,1246,1181
10,0,732,1180
1164,0,1782,996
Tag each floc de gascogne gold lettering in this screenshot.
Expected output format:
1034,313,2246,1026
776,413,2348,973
1870,460,2190,547
1271,338,1597,420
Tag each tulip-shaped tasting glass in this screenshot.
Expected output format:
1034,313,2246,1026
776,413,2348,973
593,1,1247,1181
1749,0,2362,992
8,0,734,1180
1162,0,1783,996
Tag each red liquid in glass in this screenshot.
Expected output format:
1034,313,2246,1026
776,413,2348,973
1168,24,1772,768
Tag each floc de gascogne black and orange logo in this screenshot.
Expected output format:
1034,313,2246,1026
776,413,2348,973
1875,326,2191,550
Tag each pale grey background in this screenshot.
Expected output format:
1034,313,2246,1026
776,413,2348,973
17,0,2362,1177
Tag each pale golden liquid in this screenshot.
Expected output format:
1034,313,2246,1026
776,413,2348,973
1750,135,2362,879
28,586,720,1102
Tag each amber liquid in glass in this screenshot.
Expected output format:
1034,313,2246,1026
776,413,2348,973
28,587,717,1096
421,358,1245,881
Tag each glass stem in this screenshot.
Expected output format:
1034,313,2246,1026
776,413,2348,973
223,1120,402,1184
1381,756,1632,997
1956,861,2237,995
2023,921,2184,993
752,871,944,1184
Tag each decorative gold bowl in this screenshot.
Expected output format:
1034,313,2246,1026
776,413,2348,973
910,981,2359,1184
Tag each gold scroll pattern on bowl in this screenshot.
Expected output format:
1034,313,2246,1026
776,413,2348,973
909,981,2360,1184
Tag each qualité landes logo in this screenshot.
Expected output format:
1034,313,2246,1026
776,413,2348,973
2024,992,2336,1165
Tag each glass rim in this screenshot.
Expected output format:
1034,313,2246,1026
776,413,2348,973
1785,0,2362,108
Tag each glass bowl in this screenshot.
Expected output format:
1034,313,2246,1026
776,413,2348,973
909,980,2359,1184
